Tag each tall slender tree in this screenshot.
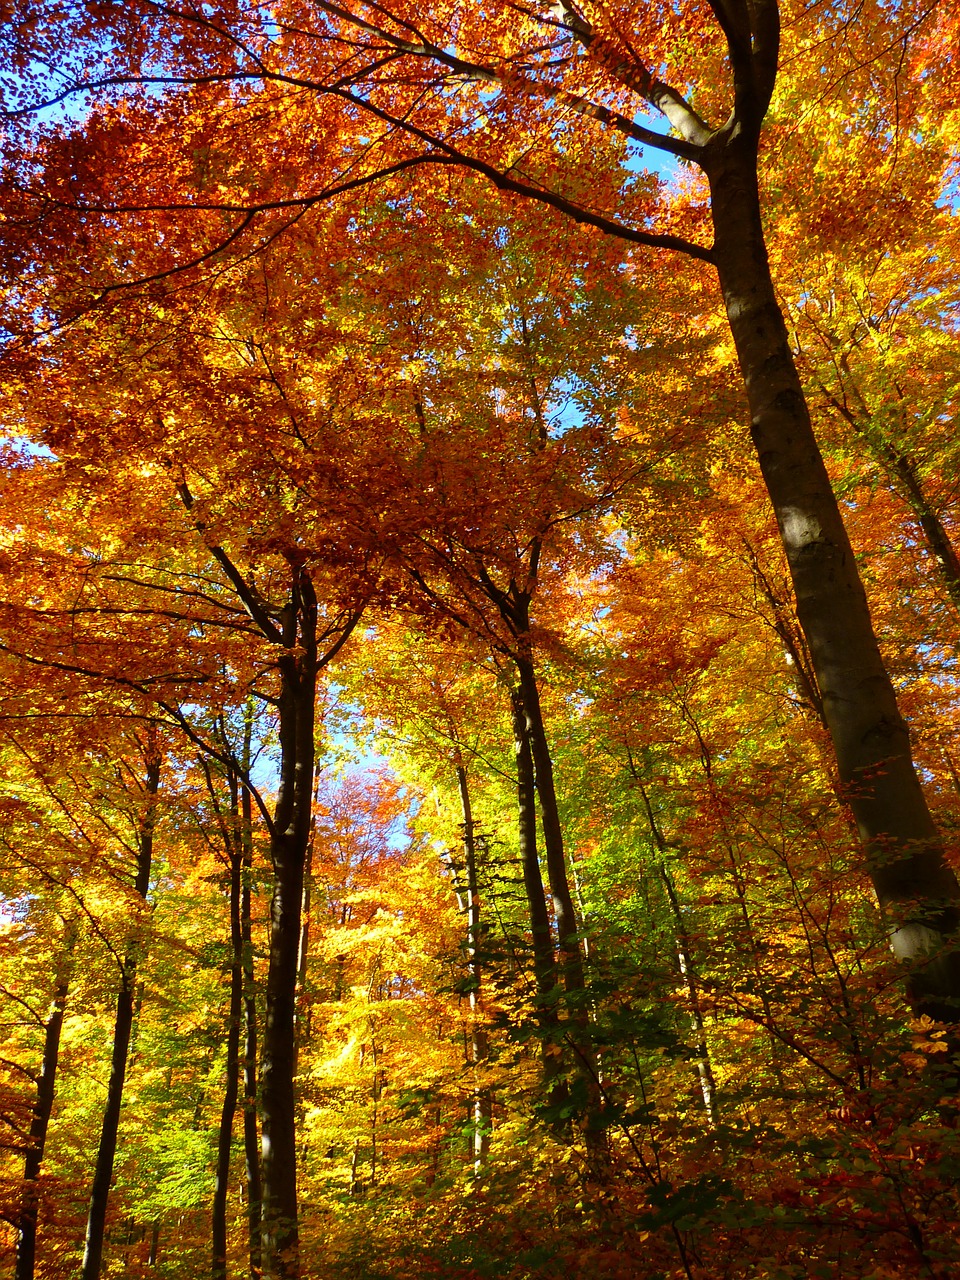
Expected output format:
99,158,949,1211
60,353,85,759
15,918,77,1280
82,736,161,1280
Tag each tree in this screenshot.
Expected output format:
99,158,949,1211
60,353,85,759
10,911,77,1280
6,9,960,1269
0,351,373,1275
4,0,960,1017
81,731,161,1280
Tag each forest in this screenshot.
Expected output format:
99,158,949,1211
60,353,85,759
1,1,959,1277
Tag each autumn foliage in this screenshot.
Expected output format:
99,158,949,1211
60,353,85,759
2,1,960,1278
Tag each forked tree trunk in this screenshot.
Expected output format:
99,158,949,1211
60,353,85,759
513,652,601,1135
514,651,586,999
81,755,160,1280
15,921,77,1280
511,689,558,1005
176,486,362,1278
704,128,960,1018
510,687,564,1094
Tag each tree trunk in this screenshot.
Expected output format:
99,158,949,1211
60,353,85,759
742,539,825,724
633,772,718,1121
82,755,161,1280
510,687,563,1088
259,573,318,1280
176,487,362,1276
659,864,718,1123
82,981,137,1273
513,659,601,1137
514,653,587,999
15,921,77,1280
455,764,491,1169
704,128,960,1019
240,728,263,1280
293,793,316,1076
212,781,244,1280
260,804,307,1280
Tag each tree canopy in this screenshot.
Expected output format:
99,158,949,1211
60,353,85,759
1,2,960,1277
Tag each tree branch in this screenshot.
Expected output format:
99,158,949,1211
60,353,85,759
176,480,285,645
331,91,716,262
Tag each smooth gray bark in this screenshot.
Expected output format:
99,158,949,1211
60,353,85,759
703,124,960,1015
539,0,960,1023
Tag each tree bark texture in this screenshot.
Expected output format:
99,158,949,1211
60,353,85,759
658,865,718,1124
513,655,603,1135
703,127,960,1018
82,755,160,1280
